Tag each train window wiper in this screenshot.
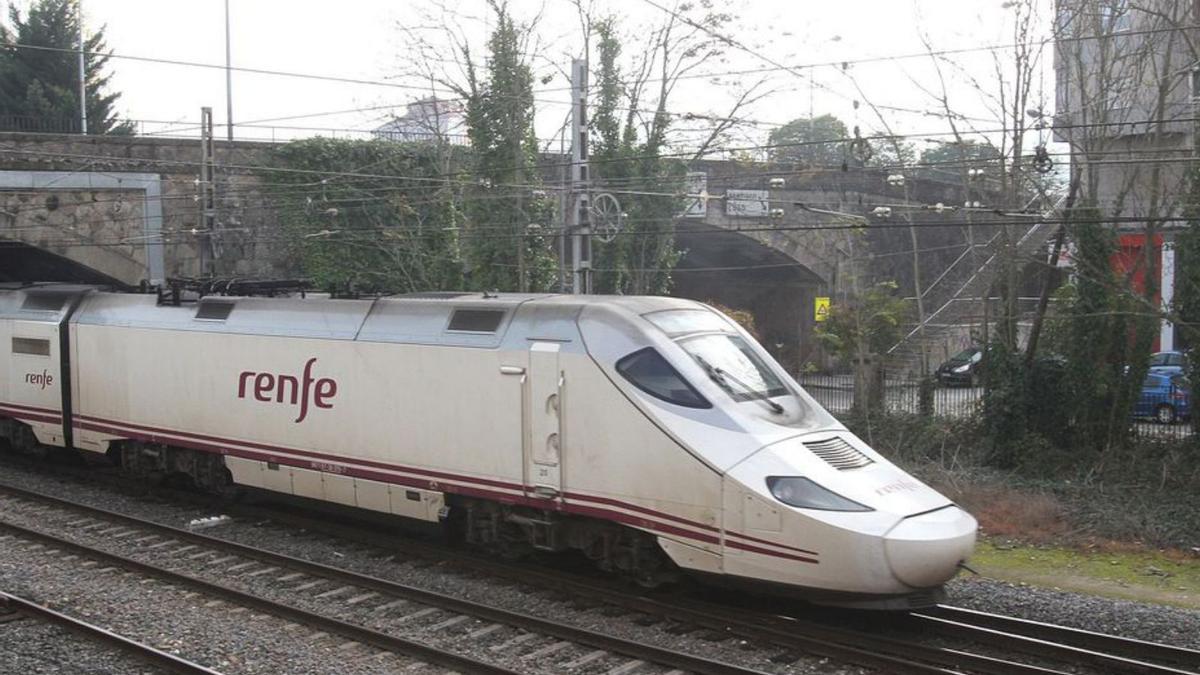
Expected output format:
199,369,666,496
693,355,784,414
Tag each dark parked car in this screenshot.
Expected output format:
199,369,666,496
1148,350,1188,376
1134,373,1190,424
935,347,984,387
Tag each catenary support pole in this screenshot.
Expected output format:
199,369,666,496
225,0,234,142
569,58,591,294
77,0,86,135
199,108,216,276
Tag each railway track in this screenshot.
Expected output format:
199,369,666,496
231,495,1200,675
0,590,221,674
0,481,781,675
908,605,1200,674
2,469,1198,675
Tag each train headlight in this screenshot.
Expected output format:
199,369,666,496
766,477,873,512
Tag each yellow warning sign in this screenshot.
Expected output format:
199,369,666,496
814,297,831,322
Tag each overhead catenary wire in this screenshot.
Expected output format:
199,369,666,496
7,108,1200,199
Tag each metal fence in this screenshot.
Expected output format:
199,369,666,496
796,373,1194,440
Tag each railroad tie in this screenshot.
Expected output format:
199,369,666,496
520,641,572,661
393,607,439,623
426,614,469,631
344,592,378,605
313,585,354,600
489,632,538,652
369,599,409,615
563,650,608,669
245,566,279,578
144,539,179,550
606,659,647,675
466,623,504,639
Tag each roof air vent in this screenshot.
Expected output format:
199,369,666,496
195,300,235,321
803,436,875,470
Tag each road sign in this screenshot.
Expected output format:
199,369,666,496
814,297,830,322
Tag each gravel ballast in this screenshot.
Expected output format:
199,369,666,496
0,536,430,674
947,576,1200,651
0,609,170,675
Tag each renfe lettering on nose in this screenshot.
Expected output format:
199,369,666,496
238,358,337,423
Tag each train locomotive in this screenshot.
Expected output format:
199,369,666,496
0,284,976,609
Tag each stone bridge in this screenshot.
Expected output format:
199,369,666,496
0,132,968,367
0,132,284,286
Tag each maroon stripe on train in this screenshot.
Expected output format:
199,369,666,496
0,407,62,425
0,400,820,562
73,418,818,563
0,401,62,415
562,490,819,557
73,413,526,492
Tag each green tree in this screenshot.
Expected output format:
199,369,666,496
1172,166,1200,430
1060,209,1153,458
918,139,1000,168
458,1,554,292
766,114,847,167
0,0,131,134
588,18,683,295
816,281,910,413
262,137,465,293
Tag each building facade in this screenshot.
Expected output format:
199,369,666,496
1054,0,1198,350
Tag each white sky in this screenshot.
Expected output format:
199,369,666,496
56,0,1055,153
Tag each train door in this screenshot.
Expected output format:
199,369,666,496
525,342,563,502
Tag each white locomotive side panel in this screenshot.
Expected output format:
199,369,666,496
72,325,528,505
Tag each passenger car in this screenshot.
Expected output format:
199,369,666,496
1148,350,1188,376
935,347,984,387
1134,373,1190,424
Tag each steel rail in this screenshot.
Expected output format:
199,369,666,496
0,591,223,675
0,483,769,675
906,613,1199,675
0,520,522,675
0,479,954,675
926,605,1200,670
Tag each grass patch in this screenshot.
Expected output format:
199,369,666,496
970,538,1200,609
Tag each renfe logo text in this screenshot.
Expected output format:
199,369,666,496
25,370,53,390
238,358,337,423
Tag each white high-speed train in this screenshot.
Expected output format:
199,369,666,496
0,284,976,608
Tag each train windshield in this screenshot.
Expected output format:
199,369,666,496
679,334,789,401
644,309,731,337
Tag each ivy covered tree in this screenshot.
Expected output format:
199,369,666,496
587,17,687,295
1058,209,1152,458
458,1,555,292
263,137,465,293
0,0,131,134
1173,166,1200,430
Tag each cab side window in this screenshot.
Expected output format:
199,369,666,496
616,347,711,409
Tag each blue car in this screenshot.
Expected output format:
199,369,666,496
1134,373,1190,424
1148,351,1188,376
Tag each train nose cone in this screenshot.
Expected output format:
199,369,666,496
883,505,977,588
